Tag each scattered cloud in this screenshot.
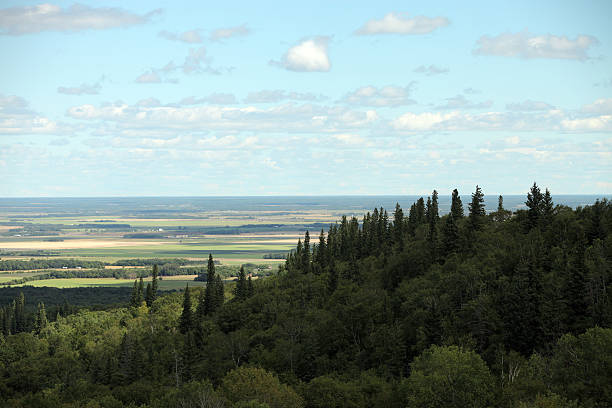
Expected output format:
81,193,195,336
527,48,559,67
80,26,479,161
179,94,238,105
413,65,448,75
581,98,612,115
210,24,250,41
474,30,598,60
332,133,366,145
244,90,326,104
159,29,202,43
0,3,160,35
134,71,163,84
58,80,102,95
464,88,481,95
0,94,70,134
435,95,493,110
272,37,331,72
561,116,612,132
341,85,416,107
66,101,379,135
356,12,449,35
506,100,555,111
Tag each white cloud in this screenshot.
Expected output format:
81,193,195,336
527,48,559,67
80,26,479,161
474,30,598,60
413,65,449,75
356,12,449,35
159,29,202,43
0,94,69,134
273,37,331,72
179,94,238,105
66,101,379,135
342,85,416,107
435,95,493,110
58,81,101,95
244,90,326,104
135,71,162,84
561,116,612,131
506,100,555,111
0,4,160,35
332,133,366,145
210,24,250,41
581,98,612,115
392,111,459,131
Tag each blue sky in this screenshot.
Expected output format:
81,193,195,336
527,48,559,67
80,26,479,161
1,0,611,196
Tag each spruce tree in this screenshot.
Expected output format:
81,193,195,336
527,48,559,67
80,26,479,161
442,214,459,256
35,302,47,333
204,254,217,315
214,275,224,309
195,289,206,322
15,292,25,333
393,203,404,248
327,262,338,294
316,229,327,269
526,182,543,230
137,277,144,305
415,197,426,224
129,280,139,308
542,188,554,224
468,185,486,231
431,190,439,221
302,230,311,273
247,276,254,298
451,188,464,219
234,266,247,300
151,264,159,301
179,285,193,334
145,283,153,307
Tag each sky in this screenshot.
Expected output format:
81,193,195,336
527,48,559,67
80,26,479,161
0,0,611,197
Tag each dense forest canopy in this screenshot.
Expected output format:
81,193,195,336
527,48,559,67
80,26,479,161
1,184,611,408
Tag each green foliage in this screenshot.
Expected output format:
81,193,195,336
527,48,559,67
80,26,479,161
404,345,494,408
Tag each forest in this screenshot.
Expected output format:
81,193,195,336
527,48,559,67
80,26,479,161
0,183,611,408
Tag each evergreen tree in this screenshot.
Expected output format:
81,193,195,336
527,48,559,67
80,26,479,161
393,203,404,248
468,185,486,231
542,188,554,224
151,264,159,301
247,276,254,298
526,182,543,230
234,266,247,301
327,262,338,294
431,190,439,221
204,254,217,315
442,214,460,256
145,283,153,307
137,277,144,305
129,280,139,308
302,230,311,273
415,197,426,224
451,188,464,219
179,285,193,334
14,292,25,333
35,302,47,333
316,229,327,269
214,275,225,309
195,289,206,323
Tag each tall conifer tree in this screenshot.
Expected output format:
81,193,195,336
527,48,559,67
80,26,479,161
451,188,464,219
179,285,193,334
468,185,486,231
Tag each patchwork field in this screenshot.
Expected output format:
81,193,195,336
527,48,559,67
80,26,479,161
0,197,355,289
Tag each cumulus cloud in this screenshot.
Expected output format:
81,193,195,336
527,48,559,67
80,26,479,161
356,12,449,35
0,94,70,134
506,100,555,111
159,29,202,43
581,98,612,115
561,116,612,131
244,90,326,104
413,65,448,75
57,81,102,95
272,37,331,72
179,93,238,105
342,85,416,107
0,3,160,35
435,95,493,110
210,24,250,41
135,71,163,84
474,30,598,60
66,101,378,135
